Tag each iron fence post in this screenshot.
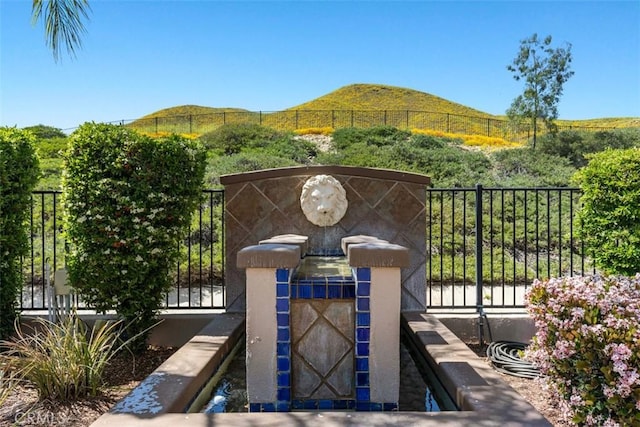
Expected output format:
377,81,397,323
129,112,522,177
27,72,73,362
475,184,484,313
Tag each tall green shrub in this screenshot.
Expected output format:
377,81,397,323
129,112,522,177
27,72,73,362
63,123,206,351
0,128,40,340
573,148,640,275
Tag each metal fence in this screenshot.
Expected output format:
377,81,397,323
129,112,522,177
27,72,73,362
19,190,225,311
426,185,594,309
109,110,624,143
21,186,593,311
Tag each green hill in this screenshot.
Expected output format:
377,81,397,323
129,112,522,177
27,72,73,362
138,105,249,120
127,84,639,137
288,83,493,118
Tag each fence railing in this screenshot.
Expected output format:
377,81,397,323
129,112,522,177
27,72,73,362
21,186,593,311
19,190,225,311
106,109,625,143
426,185,594,309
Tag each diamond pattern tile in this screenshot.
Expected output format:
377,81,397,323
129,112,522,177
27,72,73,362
291,300,354,400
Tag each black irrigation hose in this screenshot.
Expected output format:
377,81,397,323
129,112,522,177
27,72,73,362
486,341,540,379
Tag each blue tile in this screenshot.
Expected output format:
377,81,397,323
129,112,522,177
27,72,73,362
357,312,370,326
290,284,298,298
356,268,371,281
356,372,369,386
277,342,290,356
370,402,383,411
313,284,326,298
277,372,290,387
384,402,399,411
277,327,290,342
276,298,289,312
343,285,355,298
262,403,276,412
292,400,304,410
356,402,371,411
276,283,289,297
276,313,289,327
298,284,311,298
249,403,261,412
276,269,290,283
276,402,290,412
356,342,369,356
303,400,318,410
277,388,290,401
355,357,369,371
357,297,370,311
357,282,370,296
277,357,289,371
318,400,333,410
356,327,370,342
356,387,370,402
333,400,351,410
328,284,342,298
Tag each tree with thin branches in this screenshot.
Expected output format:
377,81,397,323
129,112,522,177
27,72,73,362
31,0,91,62
507,34,574,149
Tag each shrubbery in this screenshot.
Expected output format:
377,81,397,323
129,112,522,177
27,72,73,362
490,148,576,187
64,123,206,351
573,148,640,275
537,129,640,167
526,275,640,426
0,128,40,340
200,123,316,164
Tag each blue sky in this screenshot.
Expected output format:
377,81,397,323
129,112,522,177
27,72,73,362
1,0,639,131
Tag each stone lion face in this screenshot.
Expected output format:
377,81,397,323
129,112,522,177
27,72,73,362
300,175,348,227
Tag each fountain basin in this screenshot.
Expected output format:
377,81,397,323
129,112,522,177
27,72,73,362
91,311,551,426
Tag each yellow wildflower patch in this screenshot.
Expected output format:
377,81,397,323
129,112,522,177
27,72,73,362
294,127,335,136
411,128,522,149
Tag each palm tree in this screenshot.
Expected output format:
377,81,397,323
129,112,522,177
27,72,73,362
31,0,91,62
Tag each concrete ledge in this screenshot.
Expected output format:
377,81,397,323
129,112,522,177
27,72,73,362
90,410,549,426
92,311,551,427
347,242,409,268
340,235,387,255
402,312,550,426
107,313,245,415
259,234,309,257
237,244,301,268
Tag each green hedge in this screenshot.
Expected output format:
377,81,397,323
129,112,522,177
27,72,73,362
574,148,640,275
0,128,40,339
63,123,206,350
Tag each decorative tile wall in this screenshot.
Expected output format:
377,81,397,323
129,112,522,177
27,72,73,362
222,166,429,313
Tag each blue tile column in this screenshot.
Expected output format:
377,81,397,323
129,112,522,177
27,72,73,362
274,268,292,412
354,267,372,411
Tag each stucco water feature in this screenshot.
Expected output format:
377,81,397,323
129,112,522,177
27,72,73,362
92,166,551,426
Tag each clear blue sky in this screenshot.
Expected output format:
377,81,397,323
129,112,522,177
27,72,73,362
1,0,639,132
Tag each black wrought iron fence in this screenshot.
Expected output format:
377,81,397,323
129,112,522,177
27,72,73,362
21,186,593,311
426,185,595,309
19,189,225,311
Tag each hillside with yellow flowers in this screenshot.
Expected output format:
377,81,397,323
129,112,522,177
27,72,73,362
128,84,638,137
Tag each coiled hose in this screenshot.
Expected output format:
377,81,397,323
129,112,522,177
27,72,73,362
486,341,540,379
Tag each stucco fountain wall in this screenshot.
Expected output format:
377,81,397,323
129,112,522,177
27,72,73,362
220,165,431,312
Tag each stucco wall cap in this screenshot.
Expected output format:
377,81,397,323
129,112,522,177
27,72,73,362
340,235,388,255
259,234,309,257
237,244,301,269
348,242,410,268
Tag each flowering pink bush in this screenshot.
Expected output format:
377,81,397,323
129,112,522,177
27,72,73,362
525,275,640,426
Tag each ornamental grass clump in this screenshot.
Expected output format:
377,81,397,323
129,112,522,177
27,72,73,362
525,275,640,426
0,314,130,401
